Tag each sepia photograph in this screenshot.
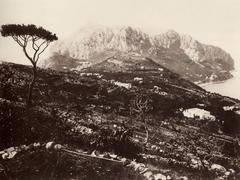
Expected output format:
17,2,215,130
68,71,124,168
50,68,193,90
0,0,239,179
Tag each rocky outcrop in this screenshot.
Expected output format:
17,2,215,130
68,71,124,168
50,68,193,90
43,25,235,83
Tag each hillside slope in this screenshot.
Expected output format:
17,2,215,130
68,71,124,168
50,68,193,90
0,62,240,179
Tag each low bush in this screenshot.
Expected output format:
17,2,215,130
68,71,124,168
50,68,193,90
0,100,71,149
68,125,142,159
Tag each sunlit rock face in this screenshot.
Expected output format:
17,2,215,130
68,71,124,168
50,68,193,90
44,25,234,83
183,108,216,121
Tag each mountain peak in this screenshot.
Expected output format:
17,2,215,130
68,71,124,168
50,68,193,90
45,25,234,83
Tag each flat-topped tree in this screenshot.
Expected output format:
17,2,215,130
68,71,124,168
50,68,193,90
1,24,58,105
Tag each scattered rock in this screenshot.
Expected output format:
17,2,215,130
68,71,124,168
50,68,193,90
154,173,167,180
7,151,17,159
139,167,148,174
46,142,55,150
33,142,41,148
109,153,117,159
225,171,230,176
143,171,154,180
103,152,111,158
178,176,188,180
134,163,145,171
54,144,62,150
6,147,15,152
211,164,226,174
203,160,209,166
20,145,29,151
228,169,235,174
121,158,131,166
166,175,171,180
2,153,8,160
191,158,198,164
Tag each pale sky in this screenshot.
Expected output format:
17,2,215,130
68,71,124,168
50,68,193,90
0,0,240,68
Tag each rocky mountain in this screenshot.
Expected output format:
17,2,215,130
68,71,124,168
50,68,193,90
42,25,234,83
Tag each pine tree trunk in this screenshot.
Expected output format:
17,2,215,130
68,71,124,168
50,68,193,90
27,64,37,106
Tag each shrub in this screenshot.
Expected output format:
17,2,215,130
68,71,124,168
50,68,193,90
0,100,71,149
94,126,141,159
68,125,142,159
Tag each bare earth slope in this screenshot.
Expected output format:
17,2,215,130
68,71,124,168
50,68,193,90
0,62,239,179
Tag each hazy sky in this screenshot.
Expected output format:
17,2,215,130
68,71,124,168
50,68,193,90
0,0,240,67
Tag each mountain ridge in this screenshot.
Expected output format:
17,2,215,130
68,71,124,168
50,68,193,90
42,25,234,83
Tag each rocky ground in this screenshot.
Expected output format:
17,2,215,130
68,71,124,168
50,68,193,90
0,62,239,179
